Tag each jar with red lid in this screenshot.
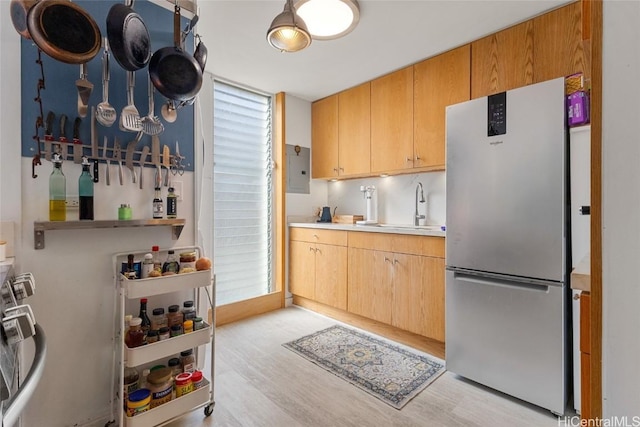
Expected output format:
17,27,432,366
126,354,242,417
191,370,205,390
175,372,193,397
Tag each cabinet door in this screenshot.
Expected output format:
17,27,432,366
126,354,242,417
314,243,348,310
414,45,470,169
338,82,371,176
348,248,393,324
533,1,584,83
392,254,445,341
370,67,414,173
471,20,534,99
311,95,339,179
289,241,316,300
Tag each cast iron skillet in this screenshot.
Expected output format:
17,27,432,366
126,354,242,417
27,0,101,64
106,1,151,71
149,4,202,102
10,0,37,39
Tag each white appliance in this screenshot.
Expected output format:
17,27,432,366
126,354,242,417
445,78,570,415
0,262,46,426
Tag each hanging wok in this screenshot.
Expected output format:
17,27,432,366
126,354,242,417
149,4,202,102
106,1,151,71
27,0,101,64
10,0,37,39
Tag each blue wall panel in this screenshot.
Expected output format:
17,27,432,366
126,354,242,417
21,0,196,172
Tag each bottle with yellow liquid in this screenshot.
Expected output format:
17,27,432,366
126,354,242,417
49,153,66,221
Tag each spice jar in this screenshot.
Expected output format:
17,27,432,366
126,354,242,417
126,388,150,417
151,308,167,331
191,370,205,390
146,329,159,344
146,367,173,408
158,326,170,341
170,324,183,337
180,349,195,373
183,319,194,334
141,253,154,279
166,305,184,328
123,366,139,410
182,300,196,320
193,317,204,331
175,372,193,397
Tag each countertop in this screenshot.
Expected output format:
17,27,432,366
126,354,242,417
288,222,446,238
571,253,591,292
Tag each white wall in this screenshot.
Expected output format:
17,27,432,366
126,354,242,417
602,0,640,418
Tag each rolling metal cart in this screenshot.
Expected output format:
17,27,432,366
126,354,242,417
109,246,215,426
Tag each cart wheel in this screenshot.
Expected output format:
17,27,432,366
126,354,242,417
204,404,214,417
104,421,115,427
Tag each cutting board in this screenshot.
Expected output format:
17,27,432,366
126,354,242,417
332,215,364,224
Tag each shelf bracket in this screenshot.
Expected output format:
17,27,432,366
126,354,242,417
34,225,45,250
172,223,184,240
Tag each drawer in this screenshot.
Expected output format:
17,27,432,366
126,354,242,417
348,232,444,258
290,228,347,246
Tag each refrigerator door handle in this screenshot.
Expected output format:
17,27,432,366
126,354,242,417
448,267,557,292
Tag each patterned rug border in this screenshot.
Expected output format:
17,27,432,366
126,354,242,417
283,325,446,409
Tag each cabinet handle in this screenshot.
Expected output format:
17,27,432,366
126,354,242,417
393,259,399,265
313,234,318,239
339,167,344,172
316,248,321,255
309,246,315,252
415,155,421,161
573,293,581,300
405,157,412,163
384,257,392,263
333,167,338,173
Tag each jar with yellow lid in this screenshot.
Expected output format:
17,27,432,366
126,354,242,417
146,367,173,408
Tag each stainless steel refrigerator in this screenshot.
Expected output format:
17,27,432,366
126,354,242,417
445,77,569,415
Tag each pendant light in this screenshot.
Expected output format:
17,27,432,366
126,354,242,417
266,0,312,53
295,0,360,40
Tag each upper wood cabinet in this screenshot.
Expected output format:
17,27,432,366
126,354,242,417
312,84,370,179
471,21,534,98
371,67,414,173
533,1,584,83
311,95,339,179
338,82,371,176
414,45,470,169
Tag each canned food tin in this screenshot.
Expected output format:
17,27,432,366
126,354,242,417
126,388,151,417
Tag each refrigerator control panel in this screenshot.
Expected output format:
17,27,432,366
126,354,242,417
488,92,507,136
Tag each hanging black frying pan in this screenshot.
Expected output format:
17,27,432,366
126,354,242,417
27,0,101,64
149,4,202,102
10,0,37,39
106,0,151,71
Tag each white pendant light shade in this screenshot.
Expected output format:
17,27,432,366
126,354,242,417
267,0,312,52
295,0,360,40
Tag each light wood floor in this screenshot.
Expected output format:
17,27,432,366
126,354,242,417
168,306,567,427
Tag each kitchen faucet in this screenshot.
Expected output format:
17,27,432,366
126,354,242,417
414,182,426,226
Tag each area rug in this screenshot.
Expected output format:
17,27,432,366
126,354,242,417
283,325,445,409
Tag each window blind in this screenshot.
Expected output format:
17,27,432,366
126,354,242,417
213,81,273,306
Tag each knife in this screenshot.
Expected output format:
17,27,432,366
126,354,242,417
151,135,162,188
125,132,142,184
103,136,110,186
162,144,171,187
91,106,98,158
138,146,150,189
72,117,83,164
44,111,55,161
58,114,68,161
114,138,123,185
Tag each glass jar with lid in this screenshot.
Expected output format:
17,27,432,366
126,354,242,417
180,349,195,373
151,307,167,331
166,304,183,328
182,300,196,320
146,367,173,408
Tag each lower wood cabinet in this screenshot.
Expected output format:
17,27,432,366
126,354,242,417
290,227,446,343
348,247,445,342
289,229,348,310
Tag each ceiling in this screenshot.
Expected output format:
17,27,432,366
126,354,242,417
198,0,572,102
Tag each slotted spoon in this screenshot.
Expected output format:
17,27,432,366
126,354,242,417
141,75,164,135
119,71,142,132
96,38,116,127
